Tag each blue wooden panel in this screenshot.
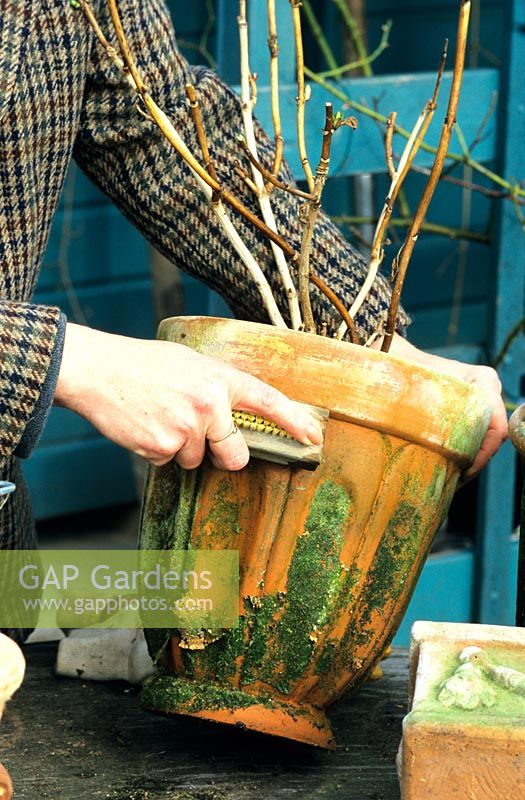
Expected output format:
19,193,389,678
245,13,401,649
475,0,525,626
166,0,217,67
314,1,504,75
56,167,110,210
34,280,156,338
181,274,233,318
38,206,150,293
248,2,296,84
251,69,498,177
394,549,475,646
23,439,137,520
395,537,519,647
38,408,98,448
404,302,488,351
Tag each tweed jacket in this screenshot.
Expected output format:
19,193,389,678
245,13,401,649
0,0,408,554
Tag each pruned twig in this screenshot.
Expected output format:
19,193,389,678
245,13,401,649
237,137,316,201
299,104,338,333
238,0,302,329
336,41,448,340
381,0,472,352
94,0,289,328
267,0,284,185
80,1,302,274
185,83,219,202
385,111,396,180
309,272,359,343
290,0,315,193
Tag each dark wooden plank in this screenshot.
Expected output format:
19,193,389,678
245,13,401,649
0,644,407,800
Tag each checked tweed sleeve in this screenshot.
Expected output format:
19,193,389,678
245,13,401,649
0,302,66,464
74,0,409,341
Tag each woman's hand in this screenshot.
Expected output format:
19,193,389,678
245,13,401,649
377,334,507,481
54,323,323,470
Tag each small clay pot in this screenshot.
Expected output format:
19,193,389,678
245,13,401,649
140,317,491,748
0,634,25,800
0,764,12,800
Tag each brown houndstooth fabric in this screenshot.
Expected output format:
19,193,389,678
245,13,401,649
0,1,408,557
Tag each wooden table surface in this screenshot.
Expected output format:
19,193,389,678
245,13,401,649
0,644,408,800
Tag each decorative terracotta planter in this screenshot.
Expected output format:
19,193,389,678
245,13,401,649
0,764,12,800
0,633,25,800
140,317,491,748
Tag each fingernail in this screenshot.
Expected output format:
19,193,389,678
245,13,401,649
306,423,323,446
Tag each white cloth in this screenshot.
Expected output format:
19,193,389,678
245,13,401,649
55,628,154,684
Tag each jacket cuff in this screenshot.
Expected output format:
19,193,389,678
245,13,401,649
0,301,64,460
14,313,67,459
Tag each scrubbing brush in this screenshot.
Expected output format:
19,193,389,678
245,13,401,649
231,403,329,469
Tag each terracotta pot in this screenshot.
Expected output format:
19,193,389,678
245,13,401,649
0,634,25,800
0,764,12,800
140,317,491,748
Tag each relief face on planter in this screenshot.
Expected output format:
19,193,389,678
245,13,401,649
438,646,525,712
139,317,491,749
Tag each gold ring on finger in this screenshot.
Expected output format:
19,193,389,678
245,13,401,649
208,423,239,444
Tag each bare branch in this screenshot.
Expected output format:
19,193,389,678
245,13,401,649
385,111,396,180
237,137,316,202
309,272,359,343
299,103,338,333
336,40,448,341
290,0,315,193
185,83,220,203
267,0,284,184
381,1,471,352
102,0,288,328
238,0,302,329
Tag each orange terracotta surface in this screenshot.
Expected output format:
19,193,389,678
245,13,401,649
140,318,491,748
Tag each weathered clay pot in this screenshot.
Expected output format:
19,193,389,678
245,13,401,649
0,633,25,800
140,317,491,748
0,764,12,800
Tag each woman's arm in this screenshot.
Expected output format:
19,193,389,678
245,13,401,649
73,0,409,342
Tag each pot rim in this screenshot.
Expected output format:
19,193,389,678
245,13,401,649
159,316,492,468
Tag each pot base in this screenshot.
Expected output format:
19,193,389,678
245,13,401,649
140,676,335,749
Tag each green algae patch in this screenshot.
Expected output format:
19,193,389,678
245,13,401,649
212,622,245,682
242,594,284,685
424,464,447,504
141,676,277,714
447,394,491,462
183,621,246,684
170,469,201,550
315,640,338,676
363,502,423,616
263,481,351,693
327,501,423,687
195,478,240,548
139,463,181,551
